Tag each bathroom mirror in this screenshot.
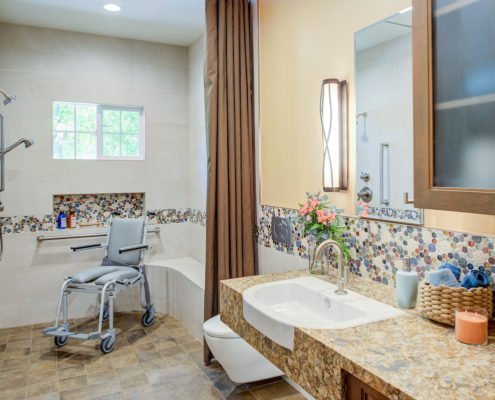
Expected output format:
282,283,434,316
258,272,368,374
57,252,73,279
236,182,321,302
354,7,423,224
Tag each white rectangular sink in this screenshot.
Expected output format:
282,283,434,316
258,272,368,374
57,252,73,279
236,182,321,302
242,276,405,350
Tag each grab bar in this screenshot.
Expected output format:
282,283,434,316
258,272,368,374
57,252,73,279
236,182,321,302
380,143,390,206
36,227,160,242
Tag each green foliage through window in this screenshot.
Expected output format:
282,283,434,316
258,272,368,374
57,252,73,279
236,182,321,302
53,102,144,160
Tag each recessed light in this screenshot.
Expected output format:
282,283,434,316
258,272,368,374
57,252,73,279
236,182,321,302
103,3,122,12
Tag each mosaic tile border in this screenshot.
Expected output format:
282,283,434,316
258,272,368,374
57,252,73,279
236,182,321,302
363,205,423,225
1,207,206,234
2,191,206,234
257,205,495,288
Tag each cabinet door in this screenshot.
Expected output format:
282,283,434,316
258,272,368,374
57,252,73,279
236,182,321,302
413,0,495,214
346,374,389,400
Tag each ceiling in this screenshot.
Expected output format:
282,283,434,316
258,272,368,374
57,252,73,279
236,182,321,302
356,8,412,52
0,0,205,46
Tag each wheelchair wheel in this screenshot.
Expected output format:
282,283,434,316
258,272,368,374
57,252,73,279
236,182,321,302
54,335,68,348
100,337,115,354
99,304,110,322
141,309,155,327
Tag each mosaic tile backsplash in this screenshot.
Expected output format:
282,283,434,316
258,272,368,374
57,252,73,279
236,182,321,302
257,205,495,288
53,193,145,222
1,192,206,233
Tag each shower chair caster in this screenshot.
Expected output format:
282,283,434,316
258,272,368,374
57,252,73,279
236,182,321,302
100,337,115,354
99,304,110,322
54,335,69,348
141,307,155,327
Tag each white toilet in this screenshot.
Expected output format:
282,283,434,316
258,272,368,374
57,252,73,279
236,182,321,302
203,315,283,383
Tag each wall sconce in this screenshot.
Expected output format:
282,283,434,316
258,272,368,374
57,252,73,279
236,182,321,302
320,79,348,192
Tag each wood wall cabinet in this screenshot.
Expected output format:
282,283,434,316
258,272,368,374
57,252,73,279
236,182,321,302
413,0,495,214
346,373,389,400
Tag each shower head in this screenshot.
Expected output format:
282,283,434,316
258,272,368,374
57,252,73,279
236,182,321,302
0,89,16,107
23,139,34,148
1,139,35,155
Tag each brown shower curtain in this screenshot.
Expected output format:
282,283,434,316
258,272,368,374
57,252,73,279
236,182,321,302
204,0,257,363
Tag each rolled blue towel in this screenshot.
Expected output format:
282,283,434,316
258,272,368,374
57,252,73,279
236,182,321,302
428,269,460,287
439,263,461,281
460,270,490,289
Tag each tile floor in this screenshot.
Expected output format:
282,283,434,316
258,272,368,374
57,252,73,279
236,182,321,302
0,312,305,400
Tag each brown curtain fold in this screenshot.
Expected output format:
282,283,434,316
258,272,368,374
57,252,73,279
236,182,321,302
204,0,257,363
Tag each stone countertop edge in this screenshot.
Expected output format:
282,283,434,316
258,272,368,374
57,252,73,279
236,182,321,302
219,269,495,400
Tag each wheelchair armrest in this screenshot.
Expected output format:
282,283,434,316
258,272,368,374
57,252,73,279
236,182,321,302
70,243,103,252
118,244,149,254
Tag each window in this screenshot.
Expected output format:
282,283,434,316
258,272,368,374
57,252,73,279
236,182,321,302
53,102,145,160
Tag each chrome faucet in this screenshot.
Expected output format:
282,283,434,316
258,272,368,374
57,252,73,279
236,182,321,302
314,239,347,295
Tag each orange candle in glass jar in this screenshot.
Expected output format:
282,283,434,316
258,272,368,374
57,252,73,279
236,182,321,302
455,310,488,345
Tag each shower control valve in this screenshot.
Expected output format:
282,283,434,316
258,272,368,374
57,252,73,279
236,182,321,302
357,187,373,203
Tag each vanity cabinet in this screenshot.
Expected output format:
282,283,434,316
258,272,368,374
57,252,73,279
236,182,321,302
413,0,495,214
346,373,389,400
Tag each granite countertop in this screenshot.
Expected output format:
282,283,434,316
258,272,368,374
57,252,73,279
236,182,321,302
219,270,495,400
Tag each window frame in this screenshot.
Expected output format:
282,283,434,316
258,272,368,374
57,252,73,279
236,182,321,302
52,101,145,161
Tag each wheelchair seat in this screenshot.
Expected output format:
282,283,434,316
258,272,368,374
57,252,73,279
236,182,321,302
71,266,139,285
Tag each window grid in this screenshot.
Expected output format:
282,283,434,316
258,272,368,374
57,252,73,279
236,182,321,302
53,102,144,161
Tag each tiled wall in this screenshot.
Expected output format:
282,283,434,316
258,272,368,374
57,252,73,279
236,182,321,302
1,192,206,233
257,205,495,288
0,23,208,329
0,23,191,218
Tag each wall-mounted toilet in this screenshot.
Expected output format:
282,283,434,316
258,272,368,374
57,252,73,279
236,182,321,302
203,315,283,383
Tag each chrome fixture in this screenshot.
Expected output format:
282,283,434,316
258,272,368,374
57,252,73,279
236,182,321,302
380,143,390,206
314,239,347,295
357,186,373,203
0,88,16,106
0,89,35,261
360,171,370,182
37,226,161,242
320,79,348,192
0,138,35,156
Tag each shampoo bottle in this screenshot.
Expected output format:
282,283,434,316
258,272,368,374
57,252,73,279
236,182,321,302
57,211,67,229
396,258,418,309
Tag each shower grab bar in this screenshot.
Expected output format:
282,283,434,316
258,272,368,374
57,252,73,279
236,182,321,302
36,227,160,242
380,143,390,206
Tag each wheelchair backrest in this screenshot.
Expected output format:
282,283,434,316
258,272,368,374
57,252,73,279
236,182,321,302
106,217,145,266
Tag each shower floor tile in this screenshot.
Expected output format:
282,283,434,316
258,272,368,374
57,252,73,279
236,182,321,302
0,313,304,400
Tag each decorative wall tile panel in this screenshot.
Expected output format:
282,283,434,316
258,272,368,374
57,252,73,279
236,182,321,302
189,209,207,226
1,192,206,233
365,205,423,225
53,193,145,222
1,215,54,234
257,205,495,287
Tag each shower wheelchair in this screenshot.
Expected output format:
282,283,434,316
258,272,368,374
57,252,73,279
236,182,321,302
44,213,155,353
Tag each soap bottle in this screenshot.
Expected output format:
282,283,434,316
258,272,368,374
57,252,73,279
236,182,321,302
57,211,67,229
395,258,418,309
67,208,77,229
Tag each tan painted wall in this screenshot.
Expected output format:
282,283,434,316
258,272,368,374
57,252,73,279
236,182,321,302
258,0,495,236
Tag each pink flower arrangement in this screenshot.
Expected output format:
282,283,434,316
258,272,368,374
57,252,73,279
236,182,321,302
298,192,350,260
316,209,335,224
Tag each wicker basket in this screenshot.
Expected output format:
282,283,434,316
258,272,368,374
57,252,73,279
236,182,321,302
417,282,493,326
